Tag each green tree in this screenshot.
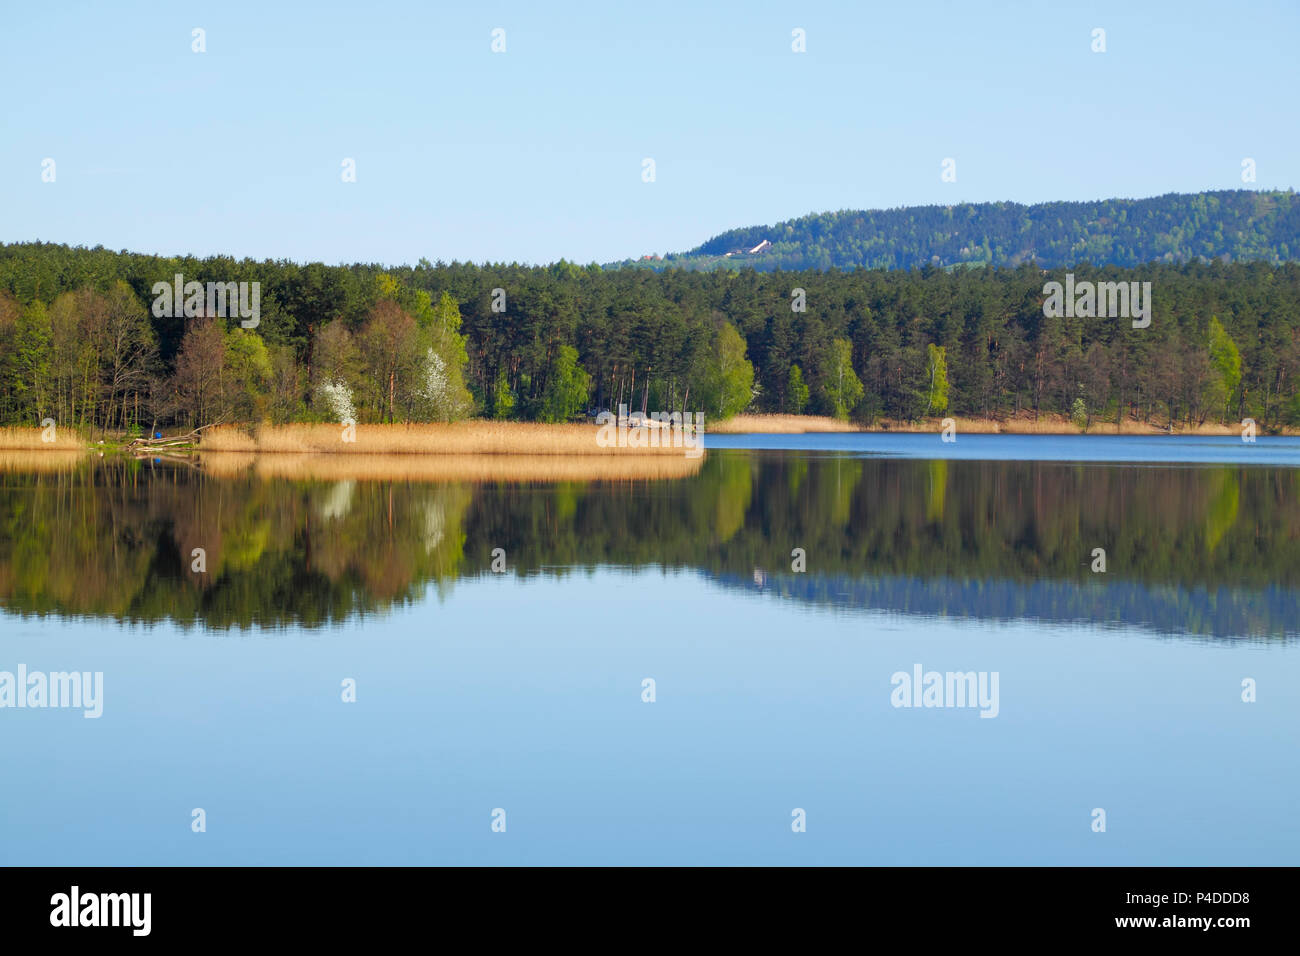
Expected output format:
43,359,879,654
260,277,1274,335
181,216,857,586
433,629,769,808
225,328,273,421
821,338,863,420
359,300,422,423
1207,316,1242,422
540,345,591,422
709,322,755,419
3,298,52,419
1071,396,1089,432
925,343,949,416
787,363,809,414
422,291,473,421
493,369,516,419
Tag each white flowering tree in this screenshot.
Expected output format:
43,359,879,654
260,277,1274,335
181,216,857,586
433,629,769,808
316,380,356,424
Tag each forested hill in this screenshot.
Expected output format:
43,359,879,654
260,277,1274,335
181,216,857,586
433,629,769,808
617,190,1300,272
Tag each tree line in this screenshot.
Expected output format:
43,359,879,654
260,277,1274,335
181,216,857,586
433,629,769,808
1,241,1298,432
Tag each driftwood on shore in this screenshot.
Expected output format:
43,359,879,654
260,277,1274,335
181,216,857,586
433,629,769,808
125,424,217,451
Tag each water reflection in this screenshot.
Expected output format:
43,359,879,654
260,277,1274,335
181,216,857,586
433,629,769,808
1,451,1296,638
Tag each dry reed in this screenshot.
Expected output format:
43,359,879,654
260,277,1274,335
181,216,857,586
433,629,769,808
708,415,859,434
199,421,701,456
0,427,85,450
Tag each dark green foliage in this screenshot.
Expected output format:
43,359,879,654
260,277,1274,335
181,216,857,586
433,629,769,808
623,190,1300,273
2,242,1300,430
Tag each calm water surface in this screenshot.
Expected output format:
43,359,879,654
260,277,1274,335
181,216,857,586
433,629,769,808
1,436,1296,864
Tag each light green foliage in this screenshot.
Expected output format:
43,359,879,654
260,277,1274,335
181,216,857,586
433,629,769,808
1,298,52,418
925,343,949,416
360,278,474,423
225,328,274,421
708,322,755,419
493,370,516,420
821,338,863,420
540,344,590,422
421,292,473,421
787,363,809,414
1072,397,1089,432
1207,315,1242,421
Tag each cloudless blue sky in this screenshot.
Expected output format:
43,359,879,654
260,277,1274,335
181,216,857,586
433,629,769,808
2,0,1297,266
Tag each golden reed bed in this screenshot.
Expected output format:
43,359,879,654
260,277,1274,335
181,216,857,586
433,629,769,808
0,415,1288,460
199,421,699,455
708,414,858,434
0,426,85,450
199,451,703,483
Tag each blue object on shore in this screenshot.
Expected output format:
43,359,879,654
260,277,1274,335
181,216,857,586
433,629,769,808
155,432,162,439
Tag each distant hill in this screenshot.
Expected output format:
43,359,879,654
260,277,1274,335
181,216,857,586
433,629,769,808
613,190,1300,272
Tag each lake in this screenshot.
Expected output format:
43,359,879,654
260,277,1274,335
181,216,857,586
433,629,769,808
1,435,1297,865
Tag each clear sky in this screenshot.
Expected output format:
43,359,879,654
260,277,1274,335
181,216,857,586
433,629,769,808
2,0,1296,267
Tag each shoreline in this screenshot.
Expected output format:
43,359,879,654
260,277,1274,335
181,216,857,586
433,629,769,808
0,414,1294,454
710,413,1297,436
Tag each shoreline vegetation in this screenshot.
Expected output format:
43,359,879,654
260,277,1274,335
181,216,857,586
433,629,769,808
710,413,1296,435
196,422,697,456
4,245,1300,444
1,413,1292,457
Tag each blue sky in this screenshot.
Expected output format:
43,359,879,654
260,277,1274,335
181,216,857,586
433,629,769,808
2,0,1296,266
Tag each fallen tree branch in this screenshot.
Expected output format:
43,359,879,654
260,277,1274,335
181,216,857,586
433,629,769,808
125,422,222,449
